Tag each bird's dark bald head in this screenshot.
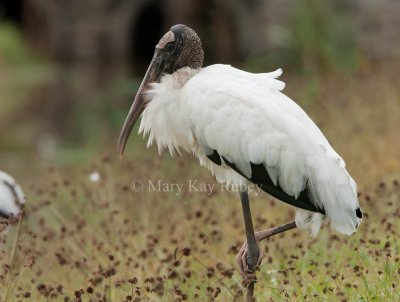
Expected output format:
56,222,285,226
155,24,204,74
170,24,204,70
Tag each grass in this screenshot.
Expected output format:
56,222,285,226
0,153,399,301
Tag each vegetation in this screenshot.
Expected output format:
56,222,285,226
0,151,399,301
245,0,361,74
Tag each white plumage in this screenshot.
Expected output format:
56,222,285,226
0,170,25,218
139,64,362,236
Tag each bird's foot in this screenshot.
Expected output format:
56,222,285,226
236,240,264,281
241,270,258,287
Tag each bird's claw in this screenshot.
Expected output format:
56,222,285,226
242,271,257,287
236,240,264,280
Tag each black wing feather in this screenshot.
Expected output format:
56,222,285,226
206,150,222,166
207,149,324,214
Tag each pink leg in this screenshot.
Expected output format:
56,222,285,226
236,221,297,278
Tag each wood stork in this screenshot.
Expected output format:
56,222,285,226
0,170,25,219
118,24,362,287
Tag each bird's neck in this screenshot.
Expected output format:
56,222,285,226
139,67,199,155
170,67,201,87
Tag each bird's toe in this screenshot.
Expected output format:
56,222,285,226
236,240,264,279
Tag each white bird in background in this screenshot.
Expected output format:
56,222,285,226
118,24,362,291
0,170,25,219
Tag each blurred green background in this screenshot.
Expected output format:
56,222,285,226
1,0,400,188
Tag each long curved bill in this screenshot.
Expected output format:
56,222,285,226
117,52,163,157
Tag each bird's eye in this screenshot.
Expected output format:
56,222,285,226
165,42,174,51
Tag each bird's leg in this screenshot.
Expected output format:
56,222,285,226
255,221,296,242
238,189,260,294
237,221,297,276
